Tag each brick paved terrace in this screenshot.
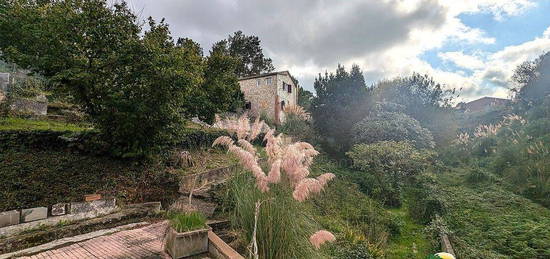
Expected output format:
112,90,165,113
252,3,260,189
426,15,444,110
18,222,178,259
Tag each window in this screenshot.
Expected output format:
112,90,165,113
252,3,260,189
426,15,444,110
282,83,286,91
287,84,292,93
256,79,261,87
281,100,285,110
245,101,252,110
265,77,272,85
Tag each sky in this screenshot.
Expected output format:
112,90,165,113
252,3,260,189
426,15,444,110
127,0,550,102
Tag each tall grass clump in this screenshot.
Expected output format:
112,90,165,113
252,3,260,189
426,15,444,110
214,114,336,258
169,211,207,232
229,172,322,258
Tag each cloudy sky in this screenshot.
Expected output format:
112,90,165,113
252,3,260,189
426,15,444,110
127,0,550,101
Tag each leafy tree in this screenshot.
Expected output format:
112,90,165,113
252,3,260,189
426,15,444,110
347,141,434,207
311,64,369,152
213,31,275,77
372,74,458,146
298,89,314,112
0,0,239,156
512,51,550,111
352,108,435,149
180,38,244,124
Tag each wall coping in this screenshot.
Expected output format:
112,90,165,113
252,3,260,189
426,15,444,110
208,230,244,259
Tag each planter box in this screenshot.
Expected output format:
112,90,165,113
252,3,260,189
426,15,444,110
165,226,210,259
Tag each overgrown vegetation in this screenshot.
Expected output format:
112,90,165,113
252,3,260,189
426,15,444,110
0,147,180,211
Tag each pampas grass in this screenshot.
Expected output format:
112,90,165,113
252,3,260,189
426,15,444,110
229,172,324,259
283,104,311,121
309,230,336,249
214,114,337,254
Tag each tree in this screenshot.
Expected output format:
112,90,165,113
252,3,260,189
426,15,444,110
213,31,275,77
311,64,369,152
0,0,239,156
181,39,245,124
347,141,434,207
298,89,314,112
512,52,550,110
352,109,435,149
372,74,458,146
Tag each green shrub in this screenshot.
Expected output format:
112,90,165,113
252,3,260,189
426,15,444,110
347,141,435,207
405,173,445,224
332,243,374,259
352,111,435,149
169,212,207,232
465,168,493,184
279,113,318,143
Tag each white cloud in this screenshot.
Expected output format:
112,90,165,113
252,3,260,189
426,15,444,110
481,34,550,87
438,51,485,69
126,0,539,101
441,0,536,20
544,26,550,39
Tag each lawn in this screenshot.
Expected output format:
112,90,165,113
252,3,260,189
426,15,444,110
0,117,91,132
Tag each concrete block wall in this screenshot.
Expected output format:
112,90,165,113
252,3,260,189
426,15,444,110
0,210,20,228
0,198,117,232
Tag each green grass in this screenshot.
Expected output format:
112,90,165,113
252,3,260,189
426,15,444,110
434,168,550,259
386,206,433,259
169,212,207,232
0,117,90,132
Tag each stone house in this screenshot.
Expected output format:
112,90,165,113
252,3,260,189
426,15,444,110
0,73,9,102
456,96,511,113
238,71,298,124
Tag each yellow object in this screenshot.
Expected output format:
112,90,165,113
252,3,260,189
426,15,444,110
435,252,456,259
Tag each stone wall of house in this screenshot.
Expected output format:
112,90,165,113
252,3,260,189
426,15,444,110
276,73,298,122
0,73,9,102
239,76,277,121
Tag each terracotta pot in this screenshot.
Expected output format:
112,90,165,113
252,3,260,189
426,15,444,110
165,226,211,258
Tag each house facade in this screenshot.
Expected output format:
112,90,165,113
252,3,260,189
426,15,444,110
0,73,10,102
457,97,511,113
238,71,298,124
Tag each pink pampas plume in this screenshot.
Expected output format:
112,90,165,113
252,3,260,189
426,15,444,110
266,159,281,183
236,114,250,140
292,174,335,202
309,230,336,249
248,117,265,141
212,136,234,147
292,178,320,202
317,173,336,186
238,139,257,156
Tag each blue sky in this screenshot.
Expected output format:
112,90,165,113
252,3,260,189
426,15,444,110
424,1,550,71
131,0,550,101
417,0,550,100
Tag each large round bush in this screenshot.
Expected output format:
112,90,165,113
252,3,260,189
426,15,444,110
352,112,435,149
